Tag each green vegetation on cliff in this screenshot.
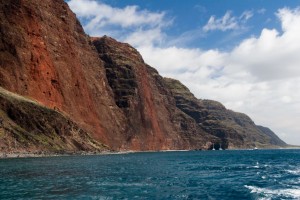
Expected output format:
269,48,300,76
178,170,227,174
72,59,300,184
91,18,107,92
0,87,107,153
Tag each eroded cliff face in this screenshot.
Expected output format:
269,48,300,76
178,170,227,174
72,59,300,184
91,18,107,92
163,78,287,149
0,0,286,152
0,0,216,151
92,36,217,150
0,0,127,149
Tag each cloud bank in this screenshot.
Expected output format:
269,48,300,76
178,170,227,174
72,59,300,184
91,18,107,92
68,0,300,145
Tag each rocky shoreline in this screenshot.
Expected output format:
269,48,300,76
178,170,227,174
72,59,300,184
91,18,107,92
0,151,115,159
2,146,300,159
0,150,164,159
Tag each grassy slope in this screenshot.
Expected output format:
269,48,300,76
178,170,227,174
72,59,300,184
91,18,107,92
0,87,108,153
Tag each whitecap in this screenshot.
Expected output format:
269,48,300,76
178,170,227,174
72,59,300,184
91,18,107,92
285,168,300,175
253,162,260,169
245,185,300,199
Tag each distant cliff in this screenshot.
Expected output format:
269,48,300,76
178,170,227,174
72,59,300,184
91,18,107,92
257,125,286,147
0,0,287,153
163,78,287,149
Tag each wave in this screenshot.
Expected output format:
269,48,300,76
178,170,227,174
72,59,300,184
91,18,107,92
285,168,300,175
245,185,300,199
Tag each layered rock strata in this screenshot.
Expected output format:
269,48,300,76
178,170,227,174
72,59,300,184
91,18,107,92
92,36,218,150
0,0,286,152
0,0,126,149
163,78,287,149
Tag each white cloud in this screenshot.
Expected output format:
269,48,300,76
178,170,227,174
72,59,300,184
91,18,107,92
67,0,170,41
139,46,226,76
257,8,266,14
138,7,300,145
124,28,165,47
68,0,166,28
226,8,300,81
240,10,254,21
203,11,239,32
203,10,253,32
68,2,300,145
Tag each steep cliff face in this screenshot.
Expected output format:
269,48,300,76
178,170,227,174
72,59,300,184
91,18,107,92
0,87,106,153
0,0,216,151
0,0,286,152
257,125,286,146
164,78,287,149
92,36,218,150
0,0,126,148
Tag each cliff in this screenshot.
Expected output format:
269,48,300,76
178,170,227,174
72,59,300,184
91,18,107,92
257,125,287,147
0,0,127,150
163,78,287,149
92,36,218,150
0,0,286,152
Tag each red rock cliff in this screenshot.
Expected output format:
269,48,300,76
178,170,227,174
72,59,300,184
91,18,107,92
0,0,126,148
0,0,286,151
92,36,216,150
0,0,215,151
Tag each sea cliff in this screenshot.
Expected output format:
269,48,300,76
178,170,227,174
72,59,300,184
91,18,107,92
0,0,287,153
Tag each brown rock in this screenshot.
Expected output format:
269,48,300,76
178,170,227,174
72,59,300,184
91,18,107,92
163,78,287,149
0,0,286,152
0,0,214,151
92,36,217,150
0,0,126,149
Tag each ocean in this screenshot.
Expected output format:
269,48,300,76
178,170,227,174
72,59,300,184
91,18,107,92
0,149,299,199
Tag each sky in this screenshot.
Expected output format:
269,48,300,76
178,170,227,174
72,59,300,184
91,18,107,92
67,0,300,145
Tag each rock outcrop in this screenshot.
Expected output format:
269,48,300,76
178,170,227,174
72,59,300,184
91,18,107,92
163,78,287,149
0,0,287,152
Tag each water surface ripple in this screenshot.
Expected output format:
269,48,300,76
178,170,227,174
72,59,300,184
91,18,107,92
0,149,299,199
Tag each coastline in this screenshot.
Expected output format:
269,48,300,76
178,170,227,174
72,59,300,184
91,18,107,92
1,146,299,159
0,150,186,159
0,150,162,159
0,151,116,159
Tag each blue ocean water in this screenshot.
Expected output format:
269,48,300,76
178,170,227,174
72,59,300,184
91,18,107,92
0,149,300,200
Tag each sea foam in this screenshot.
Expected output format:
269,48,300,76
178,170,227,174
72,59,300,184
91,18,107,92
245,185,300,199
285,168,300,175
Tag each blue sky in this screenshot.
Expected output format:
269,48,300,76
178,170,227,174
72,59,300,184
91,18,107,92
69,0,300,50
67,0,300,145
97,0,291,50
